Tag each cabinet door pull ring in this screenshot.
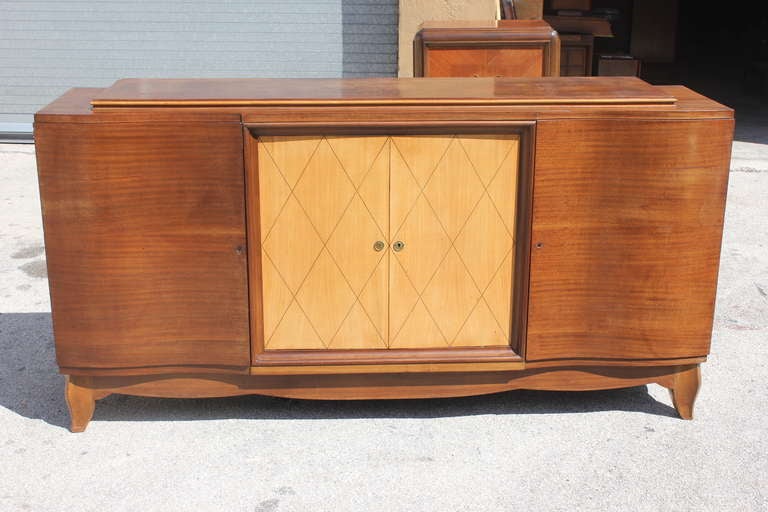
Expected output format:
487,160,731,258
393,241,405,252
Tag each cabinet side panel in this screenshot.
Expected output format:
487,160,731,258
35,121,249,368
527,118,733,360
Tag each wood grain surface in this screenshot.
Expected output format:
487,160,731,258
38,85,731,127
425,47,546,78
90,77,675,107
73,364,692,401
389,134,518,348
526,118,733,360
35,121,250,369
64,376,96,433
669,364,701,420
63,362,699,430
253,133,519,350
415,20,560,78
34,81,733,433
257,134,390,350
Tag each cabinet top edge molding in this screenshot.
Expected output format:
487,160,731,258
416,19,559,39
89,77,676,108
418,20,554,30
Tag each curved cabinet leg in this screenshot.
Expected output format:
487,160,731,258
65,376,96,432
669,365,701,420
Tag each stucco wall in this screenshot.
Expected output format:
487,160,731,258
398,0,498,77
397,0,544,77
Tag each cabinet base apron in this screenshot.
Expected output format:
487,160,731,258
63,363,702,432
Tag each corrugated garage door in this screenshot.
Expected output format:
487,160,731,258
0,0,398,137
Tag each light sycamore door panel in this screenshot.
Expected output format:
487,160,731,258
257,134,518,350
258,135,389,350
389,135,518,348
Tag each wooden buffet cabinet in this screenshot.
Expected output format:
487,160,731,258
414,20,561,78
34,77,733,432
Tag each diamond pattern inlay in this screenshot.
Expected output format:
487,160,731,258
423,139,485,239
487,144,519,235
259,135,392,350
258,134,519,351
457,135,517,186
261,254,293,342
296,249,356,344
387,134,518,348
329,302,385,349
262,195,323,294
421,248,482,343
268,300,323,349
326,136,388,187
393,196,451,293
257,149,291,239
455,298,507,347
391,298,446,348
358,256,388,341
293,139,356,242
483,251,513,340
327,195,385,294
454,196,513,290
389,144,422,235
260,136,322,188
357,145,390,239
391,136,452,187
388,257,421,344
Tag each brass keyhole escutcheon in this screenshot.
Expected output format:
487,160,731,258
393,241,405,252
373,241,386,252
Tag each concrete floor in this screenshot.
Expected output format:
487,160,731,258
1,121,766,511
